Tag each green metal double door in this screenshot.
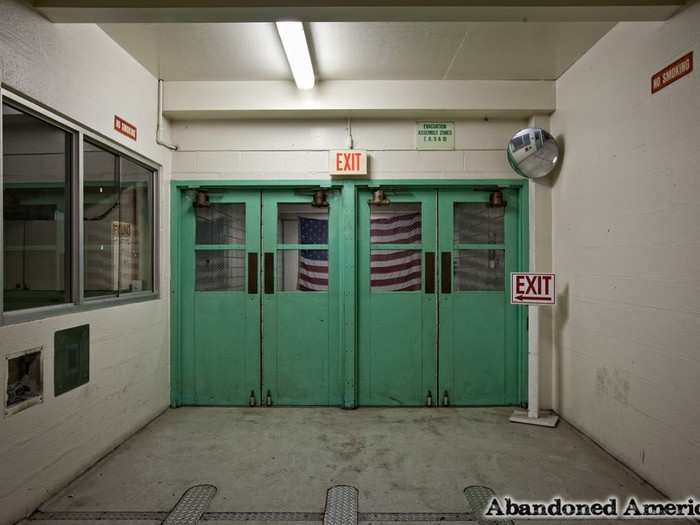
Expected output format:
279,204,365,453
178,186,521,407
358,189,521,406
180,189,342,406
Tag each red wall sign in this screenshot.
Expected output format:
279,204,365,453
114,115,137,141
651,52,693,94
510,273,556,305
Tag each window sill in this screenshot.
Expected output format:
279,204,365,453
0,292,160,327
5,395,43,417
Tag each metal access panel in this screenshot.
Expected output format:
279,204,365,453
54,324,90,396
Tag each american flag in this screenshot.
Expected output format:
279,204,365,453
369,212,422,291
298,212,422,292
298,217,329,291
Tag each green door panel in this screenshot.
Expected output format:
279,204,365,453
263,293,334,404
191,292,259,404
438,189,520,406
439,293,506,404
358,190,437,406
261,191,342,405
173,182,525,408
180,190,261,406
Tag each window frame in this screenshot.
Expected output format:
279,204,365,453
0,88,160,326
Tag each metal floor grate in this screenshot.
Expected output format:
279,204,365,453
163,485,218,525
324,486,358,525
463,486,512,525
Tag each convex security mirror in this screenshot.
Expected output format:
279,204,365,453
506,128,560,179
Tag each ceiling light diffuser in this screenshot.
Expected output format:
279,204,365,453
275,21,315,90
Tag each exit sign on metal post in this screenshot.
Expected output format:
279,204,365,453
330,150,368,176
510,273,556,305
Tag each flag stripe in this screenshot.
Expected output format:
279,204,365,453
298,212,423,292
369,211,422,291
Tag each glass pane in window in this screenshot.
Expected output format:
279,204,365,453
196,250,244,291
454,203,504,244
370,203,421,244
454,249,504,292
370,249,421,292
196,204,245,245
277,204,328,245
277,249,328,291
83,141,119,298
120,158,153,293
3,103,72,312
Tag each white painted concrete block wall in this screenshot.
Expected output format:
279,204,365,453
171,119,527,180
0,1,171,523
551,3,700,498
170,117,555,409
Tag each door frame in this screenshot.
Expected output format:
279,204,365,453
170,179,529,408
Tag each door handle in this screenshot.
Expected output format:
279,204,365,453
247,252,258,294
441,252,452,294
264,252,274,294
425,252,435,294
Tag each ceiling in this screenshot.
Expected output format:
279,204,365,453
100,21,616,82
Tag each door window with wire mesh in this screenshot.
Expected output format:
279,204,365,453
453,203,505,292
195,204,246,291
277,204,328,292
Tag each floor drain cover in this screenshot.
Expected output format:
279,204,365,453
203,512,324,521
31,511,167,521
463,486,512,525
324,485,358,525
162,485,217,525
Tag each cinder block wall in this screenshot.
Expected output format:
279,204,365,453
0,1,172,523
170,119,528,181
170,118,556,410
550,3,700,498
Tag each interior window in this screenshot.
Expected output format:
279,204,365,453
83,140,154,298
2,102,72,312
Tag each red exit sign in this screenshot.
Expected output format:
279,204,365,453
330,150,368,176
114,115,137,141
651,52,693,94
510,273,556,305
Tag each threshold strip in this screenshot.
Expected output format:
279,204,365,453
359,512,473,521
30,511,475,522
30,511,167,521
203,512,324,521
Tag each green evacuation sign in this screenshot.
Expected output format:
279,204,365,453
416,121,455,150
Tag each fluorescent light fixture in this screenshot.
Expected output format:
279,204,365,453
276,21,315,90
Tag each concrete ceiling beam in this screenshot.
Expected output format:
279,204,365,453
34,0,685,22
162,80,555,120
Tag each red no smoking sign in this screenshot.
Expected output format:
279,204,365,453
510,273,556,305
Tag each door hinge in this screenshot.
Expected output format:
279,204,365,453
442,390,450,407
265,390,273,407
249,390,257,407
426,390,433,407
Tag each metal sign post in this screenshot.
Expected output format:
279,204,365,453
509,272,559,427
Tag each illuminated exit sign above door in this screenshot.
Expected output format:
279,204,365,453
330,150,368,176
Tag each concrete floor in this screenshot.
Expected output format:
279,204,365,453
28,407,682,524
